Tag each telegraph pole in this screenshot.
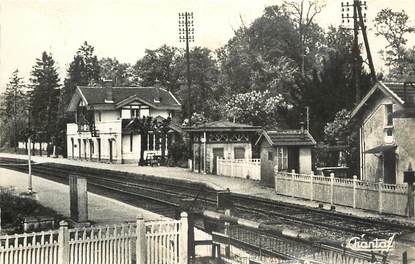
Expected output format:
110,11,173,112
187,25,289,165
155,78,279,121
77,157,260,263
179,12,194,126
341,1,376,103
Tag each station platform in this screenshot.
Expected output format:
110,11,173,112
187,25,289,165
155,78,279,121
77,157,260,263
0,152,414,226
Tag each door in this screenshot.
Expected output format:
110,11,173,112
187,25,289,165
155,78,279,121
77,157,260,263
109,139,113,163
83,139,87,159
71,138,74,158
212,148,224,174
97,138,101,161
78,139,81,160
288,147,300,173
383,149,396,184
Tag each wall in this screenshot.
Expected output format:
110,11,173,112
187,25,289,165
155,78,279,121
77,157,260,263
121,134,141,163
360,95,400,182
394,118,415,183
299,147,312,174
260,140,276,187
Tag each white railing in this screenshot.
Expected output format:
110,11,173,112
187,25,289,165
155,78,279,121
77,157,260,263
275,169,412,216
217,159,261,180
0,213,188,264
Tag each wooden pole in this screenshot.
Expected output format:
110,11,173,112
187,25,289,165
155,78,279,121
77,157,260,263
28,137,32,193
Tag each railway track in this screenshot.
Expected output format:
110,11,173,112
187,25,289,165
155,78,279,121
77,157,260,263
0,157,413,262
0,157,413,239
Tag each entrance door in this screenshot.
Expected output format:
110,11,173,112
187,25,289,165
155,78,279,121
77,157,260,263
97,138,101,161
383,149,396,184
109,139,113,163
71,138,74,158
83,139,87,160
288,147,300,173
212,148,224,174
78,139,81,160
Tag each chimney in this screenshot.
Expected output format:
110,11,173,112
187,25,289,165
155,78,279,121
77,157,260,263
103,79,114,104
300,122,305,136
153,79,161,103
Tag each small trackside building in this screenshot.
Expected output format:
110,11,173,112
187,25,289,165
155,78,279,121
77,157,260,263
256,129,316,187
184,121,261,174
350,81,415,184
66,80,182,164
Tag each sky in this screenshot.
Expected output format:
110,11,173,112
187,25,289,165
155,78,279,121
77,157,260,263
1,0,415,92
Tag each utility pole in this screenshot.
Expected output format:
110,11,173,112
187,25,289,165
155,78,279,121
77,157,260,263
341,1,376,103
178,12,194,126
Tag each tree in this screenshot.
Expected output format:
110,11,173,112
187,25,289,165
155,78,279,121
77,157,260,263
176,47,219,118
223,90,292,127
29,51,61,155
132,45,182,92
282,0,325,75
99,57,132,86
374,8,415,78
1,70,26,149
61,41,101,110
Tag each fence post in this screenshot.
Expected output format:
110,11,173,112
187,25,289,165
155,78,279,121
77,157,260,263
136,214,146,264
274,165,279,192
291,170,295,198
310,171,314,201
58,220,69,264
378,179,384,214
330,173,335,206
353,175,357,209
180,212,189,264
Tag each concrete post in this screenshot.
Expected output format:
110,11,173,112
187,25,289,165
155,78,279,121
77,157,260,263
330,173,335,206
224,209,231,258
69,175,88,223
180,212,189,264
58,221,69,264
378,179,384,214
27,137,32,193
136,214,146,264
353,175,357,209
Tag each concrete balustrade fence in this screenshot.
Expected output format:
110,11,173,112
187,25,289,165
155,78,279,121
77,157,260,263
275,170,413,216
217,159,261,180
0,213,188,264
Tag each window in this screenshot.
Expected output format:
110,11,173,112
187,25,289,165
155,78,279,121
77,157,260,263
234,147,245,159
277,147,288,171
268,151,273,161
131,109,140,118
130,133,133,152
385,104,393,126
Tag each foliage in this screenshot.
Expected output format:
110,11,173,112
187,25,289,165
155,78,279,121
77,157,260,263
29,51,61,148
323,109,350,144
99,57,132,86
132,45,182,92
223,90,292,127
0,70,27,148
168,136,189,166
61,41,101,110
374,8,415,79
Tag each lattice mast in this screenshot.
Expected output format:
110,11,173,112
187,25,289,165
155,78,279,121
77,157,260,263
179,12,194,125
341,1,376,103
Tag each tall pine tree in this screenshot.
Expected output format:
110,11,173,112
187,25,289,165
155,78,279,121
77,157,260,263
1,69,26,149
30,51,60,155
61,41,101,111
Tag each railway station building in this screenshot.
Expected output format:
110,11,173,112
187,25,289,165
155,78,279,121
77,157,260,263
351,81,415,184
66,80,182,164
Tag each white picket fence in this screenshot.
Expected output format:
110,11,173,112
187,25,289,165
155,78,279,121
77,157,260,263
275,170,413,216
0,213,188,264
217,159,261,181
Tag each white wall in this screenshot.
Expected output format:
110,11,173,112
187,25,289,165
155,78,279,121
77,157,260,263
149,109,170,119
121,134,141,163
299,147,312,174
